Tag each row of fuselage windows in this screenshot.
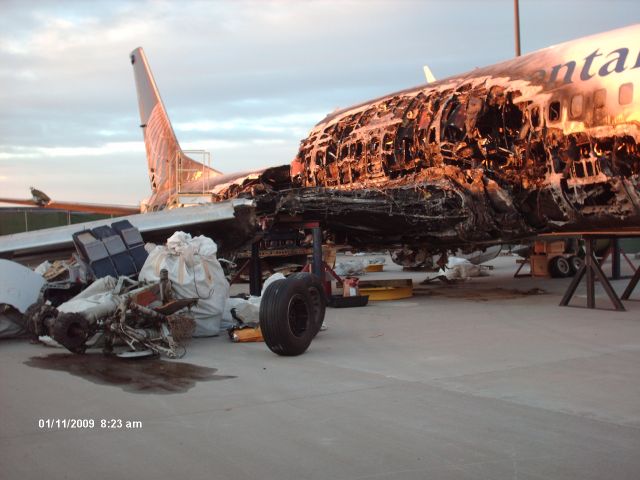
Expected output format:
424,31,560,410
308,82,635,169
541,82,634,125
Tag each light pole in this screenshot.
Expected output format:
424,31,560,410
514,0,521,56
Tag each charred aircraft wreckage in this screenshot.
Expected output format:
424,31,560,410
2,25,638,265
2,25,640,357
129,24,640,266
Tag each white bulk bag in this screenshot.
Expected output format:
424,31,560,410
139,232,229,337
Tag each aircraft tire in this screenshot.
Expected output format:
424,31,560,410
260,276,316,356
259,279,287,355
568,255,584,276
52,313,90,354
549,256,571,278
287,272,326,336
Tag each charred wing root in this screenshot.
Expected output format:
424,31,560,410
275,165,530,248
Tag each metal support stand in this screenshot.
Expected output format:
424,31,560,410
621,264,640,300
243,221,323,297
311,224,323,280
249,241,262,297
611,238,621,280
559,238,625,311
513,258,531,278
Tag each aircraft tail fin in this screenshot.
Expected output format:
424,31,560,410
422,65,436,84
129,47,221,196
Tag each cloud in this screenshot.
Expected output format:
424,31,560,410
0,0,638,203
0,141,143,159
174,112,323,137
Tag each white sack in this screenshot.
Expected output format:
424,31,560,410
334,259,366,276
221,272,285,328
139,232,229,337
34,261,52,276
439,257,487,280
57,276,119,314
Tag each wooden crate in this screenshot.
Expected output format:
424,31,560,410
533,240,565,254
530,254,550,277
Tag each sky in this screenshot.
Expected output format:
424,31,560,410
0,0,639,206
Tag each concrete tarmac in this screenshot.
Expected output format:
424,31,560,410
1,254,640,479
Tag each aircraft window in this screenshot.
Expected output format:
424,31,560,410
369,138,380,155
383,133,395,165
548,101,561,122
619,83,633,105
383,133,393,152
403,138,413,162
341,145,349,158
570,95,583,118
594,88,607,123
594,89,606,108
530,106,540,127
355,142,363,158
326,144,337,163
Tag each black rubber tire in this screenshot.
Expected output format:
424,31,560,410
287,272,326,336
260,276,316,356
568,255,584,276
52,313,90,354
259,279,287,355
549,256,571,278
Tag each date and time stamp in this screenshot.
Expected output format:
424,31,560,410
38,418,143,430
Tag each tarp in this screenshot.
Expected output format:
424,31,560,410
57,276,119,315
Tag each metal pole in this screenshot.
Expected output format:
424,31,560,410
514,0,521,57
249,241,262,296
312,226,323,280
611,238,621,280
586,239,595,308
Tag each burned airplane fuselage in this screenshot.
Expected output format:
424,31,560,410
268,25,640,249
129,25,640,254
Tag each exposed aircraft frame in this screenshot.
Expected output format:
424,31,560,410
207,24,640,255
2,25,640,263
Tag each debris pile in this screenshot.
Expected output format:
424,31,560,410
421,257,491,284
26,273,197,358
1,225,329,357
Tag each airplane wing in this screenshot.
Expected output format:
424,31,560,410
0,197,140,216
0,198,257,261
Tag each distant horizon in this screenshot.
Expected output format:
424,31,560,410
1,0,638,206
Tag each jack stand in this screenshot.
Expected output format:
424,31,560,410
301,262,342,297
302,222,341,297
249,241,262,297
600,238,636,279
560,237,625,311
